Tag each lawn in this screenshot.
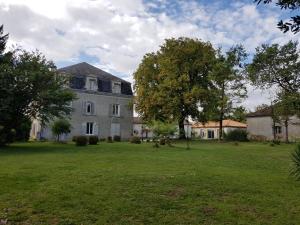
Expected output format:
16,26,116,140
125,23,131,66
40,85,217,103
0,141,299,225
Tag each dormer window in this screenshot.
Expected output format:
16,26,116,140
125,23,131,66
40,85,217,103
86,77,97,91
112,81,121,94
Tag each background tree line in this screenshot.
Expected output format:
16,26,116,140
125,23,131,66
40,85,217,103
134,38,300,141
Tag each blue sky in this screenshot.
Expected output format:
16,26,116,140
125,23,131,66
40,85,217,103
0,0,298,109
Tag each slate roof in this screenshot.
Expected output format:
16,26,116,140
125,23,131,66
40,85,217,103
58,62,130,83
192,119,247,128
246,106,272,118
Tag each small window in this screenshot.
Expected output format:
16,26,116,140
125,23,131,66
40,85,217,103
112,82,121,94
275,126,282,134
86,122,94,135
112,104,120,116
87,77,97,91
85,102,94,115
208,130,215,139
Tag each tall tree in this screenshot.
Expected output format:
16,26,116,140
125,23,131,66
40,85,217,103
274,91,297,142
247,41,300,112
0,26,76,145
134,38,217,139
255,0,300,33
211,45,248,140
0,25,8,54
230,106,248,123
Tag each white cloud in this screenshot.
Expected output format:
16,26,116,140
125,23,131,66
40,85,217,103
0,0,298,110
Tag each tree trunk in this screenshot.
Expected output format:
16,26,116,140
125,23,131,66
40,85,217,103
272,119,276,141
284,119,289,143
219,83,225,141
219,113,224,141
178,116,186,139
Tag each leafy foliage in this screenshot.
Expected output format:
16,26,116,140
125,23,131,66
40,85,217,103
255,0,300,33
130,136,141,144
224,129,249,142
88,136,99,145
113,135,121,142
247,41,300,118
75,136,88,146
51,119,71,142
0,25,76,145
291,144,300,180
134,37,217,139
210,45,247,139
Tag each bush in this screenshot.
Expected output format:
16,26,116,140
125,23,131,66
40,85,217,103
72,136,78,142
107,136,113,143
130,136,141,144
113,135,121,142
99,138,106,142
224,129,248,142
249,134,267,142
272,139,281,145
159,138,166,145
89,136,98,145
51,119,71,142
75,136,88,146
291,144,300,180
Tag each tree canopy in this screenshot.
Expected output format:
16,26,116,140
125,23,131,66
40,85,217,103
247,40,300,115
134,37,217,138
210,45,247,139
255,0,300,33
0,25,76,145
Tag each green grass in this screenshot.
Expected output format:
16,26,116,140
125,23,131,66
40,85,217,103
0,141,299,225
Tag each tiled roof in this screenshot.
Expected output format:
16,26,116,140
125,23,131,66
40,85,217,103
59,62,130,83
192,119,247,128
246,107,272,117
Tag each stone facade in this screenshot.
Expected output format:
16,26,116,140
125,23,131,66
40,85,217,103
30,62,133,141
247,116,300,141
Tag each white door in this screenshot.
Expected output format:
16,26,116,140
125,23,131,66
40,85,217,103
111,123,120,137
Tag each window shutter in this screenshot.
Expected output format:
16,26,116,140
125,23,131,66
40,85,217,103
82,101,87,115
109,104,112,116
81,123,87,135
91,102,95,115
94,123,99,136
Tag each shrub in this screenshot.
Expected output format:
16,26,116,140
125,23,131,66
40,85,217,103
72,136,78,142
159,138,166,145
51,119,71,142
107,136,113,143
272,139,281,145
113,135,121,142
89,136,99,145
249,134,267,142
99,138,106,142
291,144,300,180
224,129,248,142
75,136,88,146
130,136,141,144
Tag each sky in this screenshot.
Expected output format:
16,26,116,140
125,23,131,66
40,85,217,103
0,0,298,110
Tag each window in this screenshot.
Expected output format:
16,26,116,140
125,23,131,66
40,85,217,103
112,104,120,117
208,130,215,139
86,122,94,135
85,101,94,115
87,77,97,91
112,82,121,94
275,126,282,134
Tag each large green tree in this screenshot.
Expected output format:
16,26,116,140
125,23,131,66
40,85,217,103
0,25,76,145
247,41,300,111
134,37,217,139
211,45,247,140
255,0,300,33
